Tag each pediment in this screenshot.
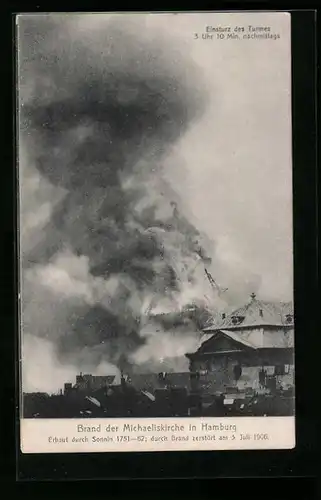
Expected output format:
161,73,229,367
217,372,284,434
198,330,252,354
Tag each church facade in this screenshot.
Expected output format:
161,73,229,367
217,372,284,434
186,294,294,392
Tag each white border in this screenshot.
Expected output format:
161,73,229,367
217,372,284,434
21,416,295,453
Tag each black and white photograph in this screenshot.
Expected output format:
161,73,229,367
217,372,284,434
18,12,295,452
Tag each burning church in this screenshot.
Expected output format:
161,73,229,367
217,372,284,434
186,293,294,393
18,14,295,424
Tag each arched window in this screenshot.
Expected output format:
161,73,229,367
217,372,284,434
233,364,242,381
231,315,245,325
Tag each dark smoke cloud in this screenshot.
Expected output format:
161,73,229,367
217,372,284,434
19,15,216,384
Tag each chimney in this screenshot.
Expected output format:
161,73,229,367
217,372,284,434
250,292,256,301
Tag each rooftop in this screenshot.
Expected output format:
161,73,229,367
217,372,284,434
203,293,294,332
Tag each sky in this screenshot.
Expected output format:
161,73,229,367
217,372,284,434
18,12,293,392
156,13,293,301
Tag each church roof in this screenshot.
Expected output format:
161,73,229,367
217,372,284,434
220,330,259,349
187,326,294,357
203,294,294,332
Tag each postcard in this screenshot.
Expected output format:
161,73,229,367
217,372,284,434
17,11,294,453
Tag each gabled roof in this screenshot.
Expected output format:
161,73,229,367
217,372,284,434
186,330,256,358
204,295,294,332
194,333,214,350
187,326,294,357
220,330,258,349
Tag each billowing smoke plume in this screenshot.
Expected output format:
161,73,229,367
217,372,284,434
19,15,228,391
